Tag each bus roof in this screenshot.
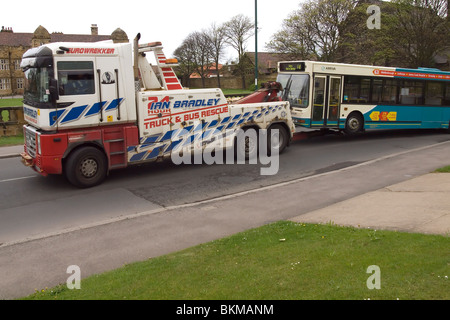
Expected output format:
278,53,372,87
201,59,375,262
278,61,450,81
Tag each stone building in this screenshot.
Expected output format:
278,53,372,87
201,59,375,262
0,25,128,96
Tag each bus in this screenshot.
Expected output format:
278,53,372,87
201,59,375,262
276,61,450,135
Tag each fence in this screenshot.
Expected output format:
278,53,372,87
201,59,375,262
0,107,24,137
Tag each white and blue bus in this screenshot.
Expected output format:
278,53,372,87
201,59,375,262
276,61,450,134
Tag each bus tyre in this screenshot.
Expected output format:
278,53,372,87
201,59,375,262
65,146,107,188
345,113,364,135
267,124,288,155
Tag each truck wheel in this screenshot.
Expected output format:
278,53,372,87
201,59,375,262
235,127,259,161
65,146,107,188
345,113,364,135
267,124,288,154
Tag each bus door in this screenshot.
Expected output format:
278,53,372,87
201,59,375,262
311,75,341,128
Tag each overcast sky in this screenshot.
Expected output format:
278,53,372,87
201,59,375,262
2,0,302,61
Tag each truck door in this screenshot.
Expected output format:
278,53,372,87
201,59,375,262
55,59,96,129
311,75,342,128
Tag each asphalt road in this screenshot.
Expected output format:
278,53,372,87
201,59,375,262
1,129,450,299
0,129,449,246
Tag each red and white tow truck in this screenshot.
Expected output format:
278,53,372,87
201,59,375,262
20,34,295,187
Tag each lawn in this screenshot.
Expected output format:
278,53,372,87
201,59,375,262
23,221,449,300
0,98,22,108
435,166,450,173
220,89,253,96
0,133,23,146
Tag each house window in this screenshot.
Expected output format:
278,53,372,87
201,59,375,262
16,78,24,89
0,78,11,90
0,59,10,70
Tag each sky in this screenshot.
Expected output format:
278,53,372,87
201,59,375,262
2,0,302,62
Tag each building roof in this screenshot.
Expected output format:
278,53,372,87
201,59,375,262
0,26,111,47
0,32,32,47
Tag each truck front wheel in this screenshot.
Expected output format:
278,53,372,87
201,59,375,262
65,146,107,188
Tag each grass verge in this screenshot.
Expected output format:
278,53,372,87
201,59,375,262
0,98,22,108
23,221,449,300
221,89,253,96
435,166,450,173
0,134,23,147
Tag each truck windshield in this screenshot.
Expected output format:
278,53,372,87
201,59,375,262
277,74,310,108
23,67,52,107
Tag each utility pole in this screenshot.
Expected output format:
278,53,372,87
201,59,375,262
254,0,258,91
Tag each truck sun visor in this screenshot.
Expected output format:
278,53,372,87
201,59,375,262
21,46,53,70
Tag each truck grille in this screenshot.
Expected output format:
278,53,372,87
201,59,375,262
25,126,37,158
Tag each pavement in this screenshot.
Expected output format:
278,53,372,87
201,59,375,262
0,145,23,159
0,142,449,299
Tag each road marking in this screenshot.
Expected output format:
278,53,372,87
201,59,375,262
0,176,36,183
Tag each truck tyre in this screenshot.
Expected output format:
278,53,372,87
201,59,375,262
235,127,259,161
267,124,288,154
65,146,107,188
345,113,364,135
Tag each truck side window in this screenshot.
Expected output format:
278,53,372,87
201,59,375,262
58,61,95,96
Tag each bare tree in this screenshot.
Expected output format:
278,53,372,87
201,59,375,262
174,39,196,87
206,23,227,88
175,31,214,88
224,14,255,89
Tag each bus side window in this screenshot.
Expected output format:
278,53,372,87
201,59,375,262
343,76,370,103
425,82,443,106
381,79,398,104
399,80,424,105
444,83,450,105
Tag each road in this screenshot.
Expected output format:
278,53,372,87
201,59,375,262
1,128,449,246
1,128,450,299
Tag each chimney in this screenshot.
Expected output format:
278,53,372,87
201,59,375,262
91,24,98,35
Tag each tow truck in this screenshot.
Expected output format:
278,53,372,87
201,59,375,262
20,34,295,187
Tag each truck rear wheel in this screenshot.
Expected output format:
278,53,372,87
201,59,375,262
235,127,259,161
65,146,107,188
267,124,288,154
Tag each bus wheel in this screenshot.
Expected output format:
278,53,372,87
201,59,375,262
65,146,107,188
345,113,364,135
267,124,288,154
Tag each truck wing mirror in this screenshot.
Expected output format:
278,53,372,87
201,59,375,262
49,78,59,103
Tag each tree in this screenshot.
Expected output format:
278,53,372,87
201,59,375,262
389,0,449,68
224,14,255,89
267,0,356,61
174,31,214,88
206,23,227,88
173,39,196,87
336,0,398,66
